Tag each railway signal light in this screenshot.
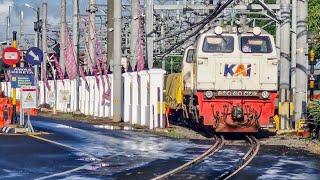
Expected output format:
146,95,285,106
309,49,315,101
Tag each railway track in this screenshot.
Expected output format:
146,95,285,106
152,135,225,180
153,135,260,180
217,135,260,179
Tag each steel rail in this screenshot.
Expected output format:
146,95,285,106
218,135,260,180
152,135,225,180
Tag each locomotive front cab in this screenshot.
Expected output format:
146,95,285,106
193,26,278,132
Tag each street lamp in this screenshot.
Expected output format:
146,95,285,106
24,3,40,48
24,3,41,107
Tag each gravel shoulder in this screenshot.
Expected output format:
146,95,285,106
260,135,320,155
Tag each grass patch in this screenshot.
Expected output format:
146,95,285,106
153,127,186,139
166,129,185,139
40,112,90,122
132,124,147,129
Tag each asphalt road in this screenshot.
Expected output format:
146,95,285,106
1,117,211,179
1,117,320,180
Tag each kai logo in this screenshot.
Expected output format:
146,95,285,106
224,64,252,77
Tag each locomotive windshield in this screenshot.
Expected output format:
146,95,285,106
241,36,272,53
202,36,234,53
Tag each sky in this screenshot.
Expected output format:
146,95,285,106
0,0,108,42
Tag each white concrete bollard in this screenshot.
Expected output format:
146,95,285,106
56,80,63,112
47,80,55,108
70,80,76,112
88,77,95,116
138,70,149,127
130,72,139,125
108,74,114,118
39,81,44,104
84,77,90,115
94,78,100,117
148,69,166,129
98,75,106,117
80,78,86,114
103,75,111,118
7,82,11,97
122,72,132,123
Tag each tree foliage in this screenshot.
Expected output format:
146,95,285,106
154,56,182,74
308,100,320,138
308,0,320,52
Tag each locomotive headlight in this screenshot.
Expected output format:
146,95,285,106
253,27,261,36
205,91,214,98
214,26,223,35
237,27,244,34
261,91,270,99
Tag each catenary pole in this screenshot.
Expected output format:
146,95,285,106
295,0,308,129
279,0,291,129
88,0,96,72
73,0,81,112
291,0,297,106
107,0,114,71
60,0,67,74
113,0,122,122
42,2,48,104
130,0,139,69
19,11,23,48
146,0,154,69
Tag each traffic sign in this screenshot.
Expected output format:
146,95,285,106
59,90,70,104
21,86,37,109
2,47,21,65
9,67,35,88
25,47,43,65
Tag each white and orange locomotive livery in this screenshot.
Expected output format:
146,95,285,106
181,26,278,132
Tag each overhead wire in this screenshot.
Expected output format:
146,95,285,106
158,0,235,58
154,1,222,43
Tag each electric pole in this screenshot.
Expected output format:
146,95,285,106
42,2,48,104
19,11,24,48
113,0,122,122
60,0,67,74
279,0,291,129
146,0,154,69
36,7,40,48
130,0,139,69
291,0,297,105
6,16,9,44
8,6,11,42
88,0,96,72
295,0,308,129
73,0,81,112
107,0,114,70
